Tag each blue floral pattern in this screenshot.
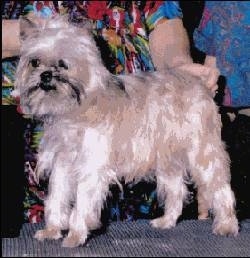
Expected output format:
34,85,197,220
193,1,250,107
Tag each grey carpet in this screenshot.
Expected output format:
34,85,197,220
2,219,250,257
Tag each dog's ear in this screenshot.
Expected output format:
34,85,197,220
19,16,44,41
19,15,70,41
45,15,70,29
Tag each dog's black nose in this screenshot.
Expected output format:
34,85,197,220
39,71,55,91
40,71,52,83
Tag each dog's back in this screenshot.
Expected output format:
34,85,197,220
63,69,220,183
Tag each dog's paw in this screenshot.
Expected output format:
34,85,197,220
198,212,209,220
150,216,176,229
213,217,239,237
62,231,87,248
34,228,62,241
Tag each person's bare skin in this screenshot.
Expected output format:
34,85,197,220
2,19,21,58
149,18,219,95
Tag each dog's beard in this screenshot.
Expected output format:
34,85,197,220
23,71,83,117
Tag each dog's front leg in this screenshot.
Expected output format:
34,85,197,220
34,163,72,241
62,129,113,248
61,186,89,248
62,172,110,248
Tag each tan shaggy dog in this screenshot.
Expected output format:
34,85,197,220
14,16,238,248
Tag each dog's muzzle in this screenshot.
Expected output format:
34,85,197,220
40,71,56,91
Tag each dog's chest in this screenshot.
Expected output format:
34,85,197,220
41,120,83,152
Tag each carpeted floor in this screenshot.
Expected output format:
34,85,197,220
2,219,250,257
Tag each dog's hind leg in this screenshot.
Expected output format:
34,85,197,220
187,137,239,236
151,158,188,229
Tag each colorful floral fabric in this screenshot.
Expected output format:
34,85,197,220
2,1,181,223
193,1,250,107
2,60,19,105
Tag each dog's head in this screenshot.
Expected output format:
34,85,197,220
15,15,110,118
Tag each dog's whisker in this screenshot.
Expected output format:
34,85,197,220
69,84,81,105
26,84,40,96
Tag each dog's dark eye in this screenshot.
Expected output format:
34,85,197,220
30,58,41,68
58,59,68,70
